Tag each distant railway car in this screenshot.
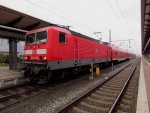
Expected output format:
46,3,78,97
111,45,135,62
23,26,135,83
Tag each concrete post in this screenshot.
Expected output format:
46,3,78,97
9,39,13,70
9,39,17,70
13,39,17,70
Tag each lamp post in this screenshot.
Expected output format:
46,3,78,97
109,30,111,43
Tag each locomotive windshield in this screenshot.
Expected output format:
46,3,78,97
25,31,47,45
25,33,35,44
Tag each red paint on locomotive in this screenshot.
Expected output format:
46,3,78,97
23,26,135,83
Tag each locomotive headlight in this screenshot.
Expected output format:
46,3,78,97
43,56,47,60
24,56,27,60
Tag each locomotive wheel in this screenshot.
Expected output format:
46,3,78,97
27,76,39,83
73,68,79,75
38,71,52,84
27,76,33,82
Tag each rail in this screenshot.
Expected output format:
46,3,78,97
56,59,139,113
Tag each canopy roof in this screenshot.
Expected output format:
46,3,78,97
141,0,150,54
0,5,52,40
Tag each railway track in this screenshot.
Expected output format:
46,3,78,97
0,59,138,112
56,59,140,113
0,84,43,110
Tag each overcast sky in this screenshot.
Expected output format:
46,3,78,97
0,0,141,54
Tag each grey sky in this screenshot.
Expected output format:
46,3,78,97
0,0,141,54
0,39,9,52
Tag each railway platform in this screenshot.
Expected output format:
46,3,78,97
136,58,150,113
0,67,26,89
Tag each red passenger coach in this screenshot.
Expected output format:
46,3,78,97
23,26,135,83
111,45,135,62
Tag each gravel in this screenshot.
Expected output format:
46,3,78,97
1,60,131,113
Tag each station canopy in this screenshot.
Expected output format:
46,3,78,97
141,0,150,54
0,5,52,40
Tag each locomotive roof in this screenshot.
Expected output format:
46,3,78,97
50,25,102,43
26,25,109,45
70,30,110,45
69,30,99,43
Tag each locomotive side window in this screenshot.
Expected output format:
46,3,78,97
59,32,66,44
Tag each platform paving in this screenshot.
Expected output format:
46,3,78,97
0,67,21,78
136,58,150,113
0,67,26,89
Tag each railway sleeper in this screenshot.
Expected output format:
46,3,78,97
102,85,122,90
71,107,90,113
104,82,124,86
116,110,128,113
104,84,124,88
106,81,125,85
123,92,134,98
99,88,120,92
77,101,109,113
124,91,134,96
91,94,115,102
118,103,131,112
95,91,118,98
107,78,128,81
0,103,5,109
98,88,120,94
106,81,126,84
126,87,136,92
85,97,113,108
9,98,18,103
121,98,132,105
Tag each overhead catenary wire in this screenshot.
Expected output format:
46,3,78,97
39,0,97,32
116,0,140,39
36,0,114,41
114,0,130,33
26,0,66,24
105,0,129,34
27,0,95,37
26,0,136,44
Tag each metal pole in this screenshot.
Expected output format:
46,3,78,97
112,63,114,71
109,30,111,43
13,40,17,70
8,39,18,70
109,30,114,70
9,39,13,70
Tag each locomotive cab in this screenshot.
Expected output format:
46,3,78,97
24,30,48,61
23,26,72,84
23,28,50,83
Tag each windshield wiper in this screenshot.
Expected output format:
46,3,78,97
35,40,46,44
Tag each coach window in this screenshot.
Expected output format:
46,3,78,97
59,32,66,44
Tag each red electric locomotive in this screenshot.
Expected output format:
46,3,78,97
23,25,135,83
